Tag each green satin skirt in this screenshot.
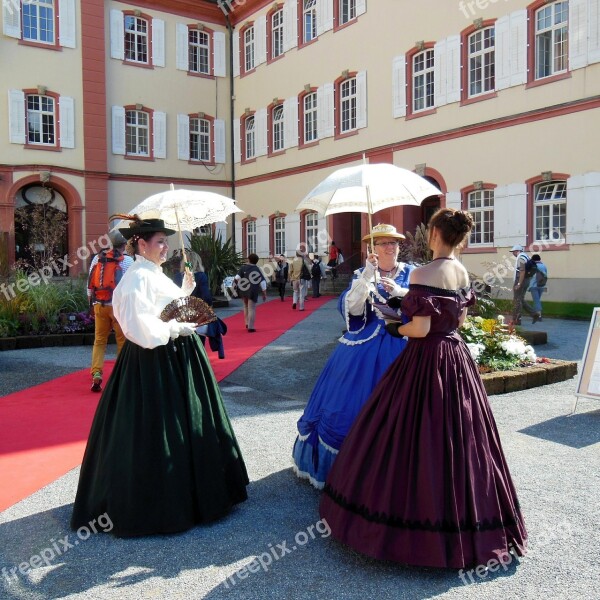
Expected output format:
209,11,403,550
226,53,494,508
71,335,248,537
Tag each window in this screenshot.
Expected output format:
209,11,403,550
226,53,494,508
303,0,317,44
468,189,494,245
274,216,286,255
124,15,149,63
271,9,284,59
535,1,568,79
126,110,150,156
190,117,210,162
534,181,566,242
303,92,318,144
244,25,255,72
305,212,319,252
272,104,284,153
468,27,495,97
189,29,210,74
27,94,55,145
413,49,435,112
339,77,357,133
23,0,55,44
245,116,256,160
246,220,257,255
339,0,356,26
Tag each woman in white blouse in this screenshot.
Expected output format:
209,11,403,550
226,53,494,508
71,216,248,537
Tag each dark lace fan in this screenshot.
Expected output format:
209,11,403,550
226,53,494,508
160,297,217,326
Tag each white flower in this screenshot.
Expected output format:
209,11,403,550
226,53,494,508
500,338,537,362
467,342,485,363
497,315,505,325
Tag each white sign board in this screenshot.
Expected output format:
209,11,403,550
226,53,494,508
575,307,600,403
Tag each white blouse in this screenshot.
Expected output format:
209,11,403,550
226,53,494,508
113,255,195,349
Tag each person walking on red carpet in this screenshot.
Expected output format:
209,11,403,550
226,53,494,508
87,231,133,392
71,216,248,537
233,253,267,332
320,208,528,569
289,249,310,311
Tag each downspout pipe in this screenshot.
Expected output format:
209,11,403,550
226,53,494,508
225,12,236,249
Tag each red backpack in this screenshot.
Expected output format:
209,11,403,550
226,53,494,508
88,249,124,304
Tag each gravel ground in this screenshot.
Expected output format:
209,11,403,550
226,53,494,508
0,300,598,600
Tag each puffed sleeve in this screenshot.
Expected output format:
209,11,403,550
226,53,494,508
461,286,477,309
401,292,442,319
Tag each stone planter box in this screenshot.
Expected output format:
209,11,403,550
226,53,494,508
481,359,578,396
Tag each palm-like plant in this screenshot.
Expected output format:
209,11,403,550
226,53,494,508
188,231,244,295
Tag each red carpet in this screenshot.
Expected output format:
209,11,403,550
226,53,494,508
0,296,331,512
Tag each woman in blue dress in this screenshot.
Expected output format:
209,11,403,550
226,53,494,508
292,224,414,488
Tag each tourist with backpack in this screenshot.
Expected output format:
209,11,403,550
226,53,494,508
526,254,548,324
87,231,133,392
510,244,538,326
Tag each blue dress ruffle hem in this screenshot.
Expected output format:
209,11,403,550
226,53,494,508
292,264,413,488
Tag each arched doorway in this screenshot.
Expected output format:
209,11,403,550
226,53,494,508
421,175,442,226
14,183,68,273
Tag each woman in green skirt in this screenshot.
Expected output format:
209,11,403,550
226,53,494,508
71,216,248,537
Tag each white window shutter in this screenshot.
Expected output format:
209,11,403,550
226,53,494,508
176,23,189,71
283,97,299,149
255,15,267,65
110,9,125,60
111,106,126,155
214,31,226,77
317,0,333,36
2,0,21,38
588,0,600,64
284,0,298,51
255,108,268,157
152,19,165,67
177,114,190,160
59,96,75,148
569,0,588,70
214,119,226,163
8,89,25,144
493,183,527,246
392,55,406,118
233,118,241,163
153,111,167,158
445,191,462,212
509,10,527,87
434,39,447,107
356,71,367,129
356,0,367,17
566,175,586,241
495,15,511,90
445,35,461,104
232,30,240,77
317,83,334,139
58,0,76,48
582,172,600,242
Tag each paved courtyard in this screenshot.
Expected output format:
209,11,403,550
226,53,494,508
0,299,598,599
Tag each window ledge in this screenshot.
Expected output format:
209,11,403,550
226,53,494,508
526,71,571,89
187,71,215,80
122,60,154,69
406,108,437,120
18,39,61,51
460,91,498,106
462,246,497,254
267,54,285,65
299,140,319,150
124,155,153,161
24,144,61,152
334,129,358,141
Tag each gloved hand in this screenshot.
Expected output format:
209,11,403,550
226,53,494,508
168,320,198,339
380,277,408,298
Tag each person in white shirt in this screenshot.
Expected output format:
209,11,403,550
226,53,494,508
71,216,248,537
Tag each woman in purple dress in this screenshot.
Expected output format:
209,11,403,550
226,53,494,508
320,208,527,569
